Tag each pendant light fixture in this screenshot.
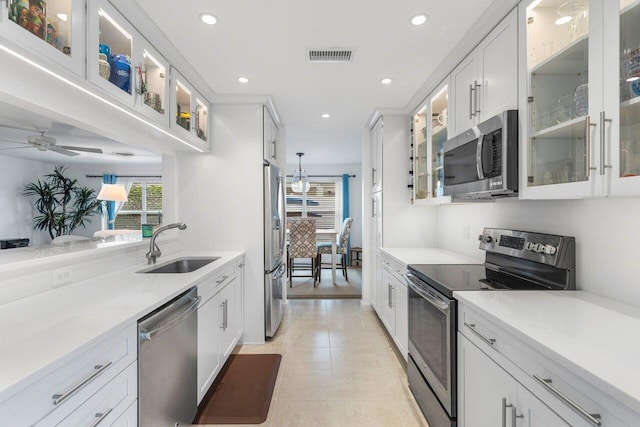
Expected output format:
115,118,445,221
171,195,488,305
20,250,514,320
291,152,310,193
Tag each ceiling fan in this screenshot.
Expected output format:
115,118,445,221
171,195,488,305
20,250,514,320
0,126,104,157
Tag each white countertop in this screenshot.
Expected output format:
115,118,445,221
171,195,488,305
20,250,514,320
0,250,243,402
380,247,482,266
454,290,640,415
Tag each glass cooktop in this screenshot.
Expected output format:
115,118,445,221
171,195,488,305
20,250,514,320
408,264,554,299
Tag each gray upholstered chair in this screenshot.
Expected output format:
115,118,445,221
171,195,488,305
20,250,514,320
287,218,318,287
316,217,353,281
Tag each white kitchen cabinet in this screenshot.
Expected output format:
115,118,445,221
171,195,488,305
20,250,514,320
0,323,137,426
450,8,518,138
371,117,383,193
197,257,244,403
520,0,640,199
87,0,138,106
459,333,569,427
458,302,637,427
263,106,279,164
411,79,452,205
0,0,86,76
458,332,518,427
170,67,210,150
135,41,170,126
111,400,138,427
374,253,408,360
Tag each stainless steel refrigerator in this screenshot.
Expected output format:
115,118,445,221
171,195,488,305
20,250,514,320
264,162,286,337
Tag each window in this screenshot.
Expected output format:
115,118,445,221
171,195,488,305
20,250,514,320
114,182,162,229
285,180,340,230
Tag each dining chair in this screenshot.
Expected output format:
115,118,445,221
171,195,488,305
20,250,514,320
287,218,318,287
316,217,353,281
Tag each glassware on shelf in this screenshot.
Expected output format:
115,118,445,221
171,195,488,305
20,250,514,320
555,94,574,124
573,84,588,116
556,0,589,41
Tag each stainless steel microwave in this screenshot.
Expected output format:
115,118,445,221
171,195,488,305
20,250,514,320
443,110,518,200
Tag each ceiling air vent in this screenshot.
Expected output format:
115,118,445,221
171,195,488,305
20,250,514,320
307,49,353,63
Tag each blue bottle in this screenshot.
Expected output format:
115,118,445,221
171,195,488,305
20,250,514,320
109,54,131,93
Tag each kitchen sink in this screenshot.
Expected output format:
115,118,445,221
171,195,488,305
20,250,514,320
138,257,220,274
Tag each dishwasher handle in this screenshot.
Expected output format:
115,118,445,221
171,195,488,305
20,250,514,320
140,295,201,341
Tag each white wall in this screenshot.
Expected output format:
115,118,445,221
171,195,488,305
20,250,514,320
176,103,266,344
285,162,363,248
436,197,640,307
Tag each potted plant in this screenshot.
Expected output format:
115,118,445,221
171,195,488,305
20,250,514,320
23,165,102,240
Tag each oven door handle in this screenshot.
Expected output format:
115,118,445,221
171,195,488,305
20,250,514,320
404,273,450,311
476,133,485,180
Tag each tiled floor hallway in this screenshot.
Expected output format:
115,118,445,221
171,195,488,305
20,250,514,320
231,299,429,426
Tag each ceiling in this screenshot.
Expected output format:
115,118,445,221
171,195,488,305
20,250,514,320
135,0,496,165
0,101,161,166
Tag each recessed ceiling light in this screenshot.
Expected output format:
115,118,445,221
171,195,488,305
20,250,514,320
321,113,331,118
200,13,218,25
56,13,68,22
380,78,393,85
410,14,429,26
238,77,249,83
555,16,572,25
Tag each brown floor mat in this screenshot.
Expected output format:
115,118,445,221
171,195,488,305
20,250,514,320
192,354,282,425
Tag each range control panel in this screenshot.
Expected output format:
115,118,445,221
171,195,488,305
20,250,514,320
478,228,574,267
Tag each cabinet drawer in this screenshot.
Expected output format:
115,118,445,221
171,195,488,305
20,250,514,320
381,255,406,283
459,304,637,426
111,400,138,427
42,362,137,426
199,262,237,300
0,323,136,426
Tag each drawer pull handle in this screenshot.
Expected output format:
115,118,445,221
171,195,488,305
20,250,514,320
216,275,229,285
89,408,113,427
464,323,496,346
533,374,602,426
52,362,113,405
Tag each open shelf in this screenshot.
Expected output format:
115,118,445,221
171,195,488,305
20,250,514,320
531,34,588,75
532,116,587,139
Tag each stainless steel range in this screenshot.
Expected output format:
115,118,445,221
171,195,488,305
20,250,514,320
404,228,576,427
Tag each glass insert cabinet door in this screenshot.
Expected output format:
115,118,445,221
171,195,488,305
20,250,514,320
618,0,640,189
413,107,429,201
1,0,84,74
525,0,592,190
430,86,448,199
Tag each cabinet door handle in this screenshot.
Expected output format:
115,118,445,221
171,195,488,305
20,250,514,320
224,299,229,329
220,301,226,330
599,111,612,176
89,408,113,427
533,375,602,426
372,198,376,218
511,406,523,427
585,115,597,177
469,83,474,119
502,397,511,427
464,323,496,346
474,80,482,117
271,139,277,158
52,362,113,405
216,275,229,285
371,168,377,186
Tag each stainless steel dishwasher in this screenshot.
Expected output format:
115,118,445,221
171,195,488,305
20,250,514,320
138,287,200,426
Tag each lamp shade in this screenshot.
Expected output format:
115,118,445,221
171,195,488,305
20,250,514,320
97,184,128,202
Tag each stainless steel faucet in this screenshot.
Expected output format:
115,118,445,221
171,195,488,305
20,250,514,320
146,223,187,264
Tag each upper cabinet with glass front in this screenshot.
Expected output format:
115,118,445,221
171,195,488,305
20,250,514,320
520,0,640,198
0,0,85,75
411,80,451,205
170,67,210,149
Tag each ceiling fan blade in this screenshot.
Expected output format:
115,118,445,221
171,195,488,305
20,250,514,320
57,145,103,154
0,123,35,132
0,138,29,145
0,146,33,151
48,146,80,156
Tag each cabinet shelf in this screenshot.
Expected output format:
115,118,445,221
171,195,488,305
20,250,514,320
531,116,587,139
531,35,588,75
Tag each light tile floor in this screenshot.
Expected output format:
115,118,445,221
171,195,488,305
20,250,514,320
201,299,429,427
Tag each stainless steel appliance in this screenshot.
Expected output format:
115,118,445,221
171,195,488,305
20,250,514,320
443,110,518,200
138,287,200,426
264,162,286,337
405,228,576,427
